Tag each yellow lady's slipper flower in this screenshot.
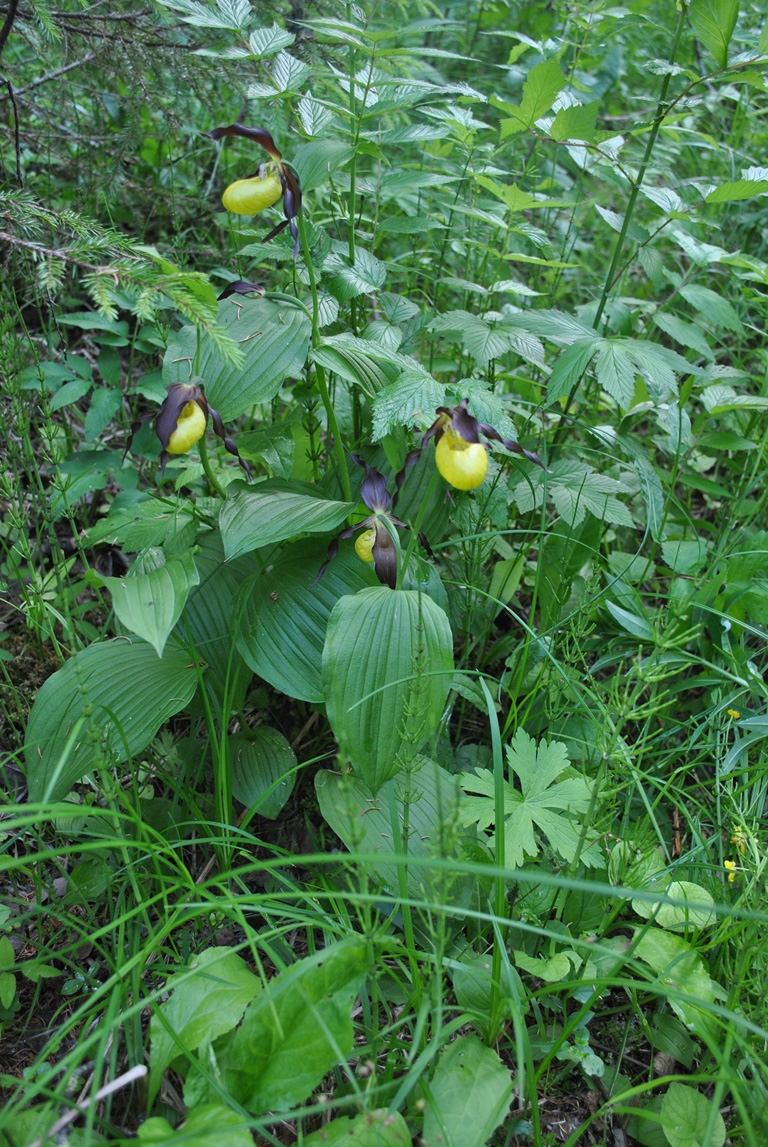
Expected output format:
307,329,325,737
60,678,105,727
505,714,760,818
420,398,546,491
166,400,207,454
435,426,489,490
209,122,302,253
127,381,249,477
354,528,377,563
221,166,283,215
315,456,432,590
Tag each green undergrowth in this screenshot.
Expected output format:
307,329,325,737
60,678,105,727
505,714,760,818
1,0,768,1144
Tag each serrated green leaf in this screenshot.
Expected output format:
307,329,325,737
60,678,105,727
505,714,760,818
514,460,633,528
461,728,604,868
653,314,714,360
220,937,371,1113
594,340,637,408
50,377,91,411
311,333,401,396
163,297,310,422
430,310,511,368
219,482,353,560
101,550,200,656
689,0,739,68
372,371,446,439
324,246,386,301
679,285,741,332
248,23,294,56
236,539,378,703
85,497,196,551
549,100,598,142
546,339,598,404
323,587,454,792
500,59,566,135
293,140,355,191
149,947,261,1105
25,641,199,802
422,1036,513,1147
706,178,768,203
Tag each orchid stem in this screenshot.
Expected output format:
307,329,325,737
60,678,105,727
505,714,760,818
198,435,227,499
297,210,353,504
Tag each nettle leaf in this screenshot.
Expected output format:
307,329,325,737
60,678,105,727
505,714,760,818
297,91,334,136
248,23,294,57
100,550,200,657
163,297,311,422
429,311,511,368
372,371,446,439
594,340,637,409
679,285,742,332
499,59,566,136
705,177,768,203
85,387,122,441
549,100,598,142
689,0,739,68
158,0,252,31
323,246,387,301
422,1035,513,1147
506,309,597,345
513,460,634,528
460,728,604,868
547,339,598,404
653,314,714,360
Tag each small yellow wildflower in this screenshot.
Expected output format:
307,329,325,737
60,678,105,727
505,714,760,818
726,708,741,719
730,826,747,856
724,859,737,884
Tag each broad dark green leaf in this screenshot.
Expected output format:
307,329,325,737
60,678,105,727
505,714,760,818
230,727,296,819
128,1106,253,1147
220,937,371,1113
236,539,378,702
163,296,310,421
219,481,353,560
322,587,454,792
26,641,199,802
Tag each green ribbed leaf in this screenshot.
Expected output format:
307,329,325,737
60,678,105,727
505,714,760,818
236,539,378,702
101,550,199,657
26,641,199,802
322,587,454,792
220,482,353,560
163,297,310,421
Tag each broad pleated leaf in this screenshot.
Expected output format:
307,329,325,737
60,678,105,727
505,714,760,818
101,550,199,657
220,481,353,560
26,641,199,802
322,587,454,792
230,727,296,819
162,296,310,421
236,539,378,702
689,0,739,68
315,757,477,904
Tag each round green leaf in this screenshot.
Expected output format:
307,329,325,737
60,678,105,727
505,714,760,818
230,728,297,819
162,296,311,421
25,641,199,802
660,1083,726,1147
322,587,454,792
236,539,378,702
